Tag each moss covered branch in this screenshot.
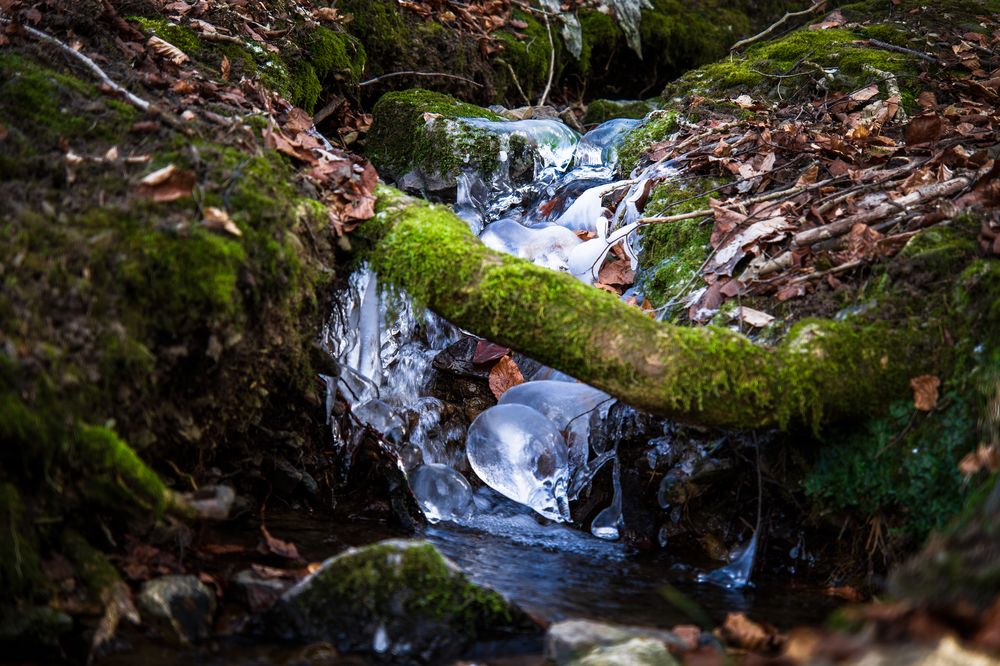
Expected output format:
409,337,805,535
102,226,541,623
365,186,937,430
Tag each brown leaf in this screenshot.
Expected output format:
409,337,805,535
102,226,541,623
202,206,242,237
709,198,746,247
488,356,523,399
904,113,944,145
472,340,510,365
795,163,820,187
840,223,884,261
597,247,635,287
910,374,940,411
731,306,774,328
220,54,230,81
776,283,806,301
958,444,1000,476
134,164,195,202
720,612,779,652
261,524,303,562
148,35,189,65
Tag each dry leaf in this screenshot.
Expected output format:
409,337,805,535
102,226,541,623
720,612,778,652
959,444,1000,476
202,207,242,237
220,54,231,81
148,35,189,65
472,340,510,365
488,356,523,399
904,113,944,145
261,524,303,562
910,374,940,411
134,164,195,202
732,306,774,328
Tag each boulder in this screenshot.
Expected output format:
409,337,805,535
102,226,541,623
137,574,216,644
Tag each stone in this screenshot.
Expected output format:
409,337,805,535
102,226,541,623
271,539,538,662
231,569,292,614
571,637,679,666
137,574,216,644
546,619,688,664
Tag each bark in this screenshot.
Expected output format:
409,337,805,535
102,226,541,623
363,186,935,430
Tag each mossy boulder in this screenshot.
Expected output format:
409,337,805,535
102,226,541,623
616,111,680,175
367,88,551,194
272,539,538,661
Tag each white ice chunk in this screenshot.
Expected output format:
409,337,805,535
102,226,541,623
573,118,642,168
466,404,571,522
567,217,641,283
460,117,581,172
498,380,610,470
408,463,474,524
480,218,582,271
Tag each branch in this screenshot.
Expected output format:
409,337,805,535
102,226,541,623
538,7,556,107
729,0,828,53
359,71,483,88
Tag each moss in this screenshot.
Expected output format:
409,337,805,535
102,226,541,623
617,111,680,174
366,88,505,180
583,99,657,125
495,10,560,102
861,23,912,46
129,16,202,53
0,54,136,156
636,178,725,310
578,10,623,78
287,61,323,112
74,423,170,514
61,530,120,595
0,483,46,599
664,25,921,106
305,26,366,82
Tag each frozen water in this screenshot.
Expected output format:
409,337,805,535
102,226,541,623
466,404,572,522
408,463,474,524
480,218,582,272
568,217,641,284
353,399,405,444
498,380,611,470
551,182,618,232
591,454,623,540
697,531,758,589
460,117,581,174
573,119,642,168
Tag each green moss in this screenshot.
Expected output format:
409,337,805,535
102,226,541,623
0,54,136,155
495,10,561,102
366,88,505,180
578,10,623,78
288,61,322,112
583,99,657,125
61,530,120,595
129,16,202,53
665,25,920,105
637,178,724,310
305,26,366,82
861,23,911,46
74,423,170,514
0,483,46,599
617,111,680,174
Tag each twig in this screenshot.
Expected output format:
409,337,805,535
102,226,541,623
538,7,556,107
729,0,828,53
499,59,532,106
358,71,483,88
865,38,943,65
786,259,864,285
2,16,151,112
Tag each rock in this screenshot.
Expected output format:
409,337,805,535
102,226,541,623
231,569,292,614
571,637,679,666
546,619,688,664
271,539,538,662
137,575,216,644
0,605,72,652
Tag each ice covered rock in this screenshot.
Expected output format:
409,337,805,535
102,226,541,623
573,119,642,169
408,463,474,524
466,404,572,522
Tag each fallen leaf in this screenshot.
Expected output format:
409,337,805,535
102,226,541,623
733,94,754,109
148,35,189,65
261,524,303,562
904,113,944,145
220,54,231,81
732,306,774,328
910,374,940,411
202,207,242,237
472,340,510,365
959,444,1000,476
134,164,195,202
488,355,523,399
719,612,779,652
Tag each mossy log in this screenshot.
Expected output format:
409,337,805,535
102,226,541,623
365,186,934,430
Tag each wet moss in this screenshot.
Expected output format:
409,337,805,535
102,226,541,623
305,26,366,83
61,530,120,596
617,111,680,174
74,423,170,515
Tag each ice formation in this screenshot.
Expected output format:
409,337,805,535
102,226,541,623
498,380,611,470
408,463,475,524
466,404,572,522
480,218,583,272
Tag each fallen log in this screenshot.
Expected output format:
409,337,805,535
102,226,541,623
362,186,935,430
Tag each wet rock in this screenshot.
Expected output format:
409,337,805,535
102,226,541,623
137,575,216,644
271,539,538,663
231,569,293,614
570,637,679,666
546,619,687,664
